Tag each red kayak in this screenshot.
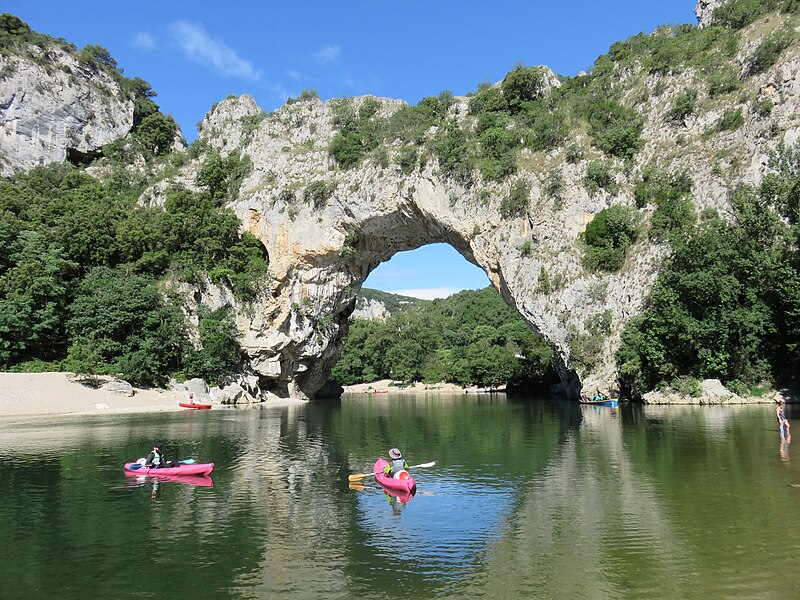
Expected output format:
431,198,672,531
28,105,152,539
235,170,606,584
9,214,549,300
373,458,416,494
124,462,214,476
179,402,212,409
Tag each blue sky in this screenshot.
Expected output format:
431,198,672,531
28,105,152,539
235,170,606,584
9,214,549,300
6,1,697,299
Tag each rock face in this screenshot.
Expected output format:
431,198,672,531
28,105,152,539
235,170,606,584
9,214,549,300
154,25,800,401
0,46,134,176
351,298,390,322
695,0,726,28
4,7,800,402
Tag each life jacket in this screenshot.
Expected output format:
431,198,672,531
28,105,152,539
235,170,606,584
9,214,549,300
150,449,164,466
390,457,406,474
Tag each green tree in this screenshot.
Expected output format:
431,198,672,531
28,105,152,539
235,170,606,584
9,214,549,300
182,307,242,386
65,267,187,386
134,113,177,155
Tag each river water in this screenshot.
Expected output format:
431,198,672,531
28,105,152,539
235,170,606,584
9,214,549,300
0,394,797,599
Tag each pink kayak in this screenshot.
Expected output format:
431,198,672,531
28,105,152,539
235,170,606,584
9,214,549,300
124,462,214,476
373,458,416,494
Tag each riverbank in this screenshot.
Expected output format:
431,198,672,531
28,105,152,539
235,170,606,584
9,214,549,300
343,379,505,395
0,372,183,419
0,372,307,420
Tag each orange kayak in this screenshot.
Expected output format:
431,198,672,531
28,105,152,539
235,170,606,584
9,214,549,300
179,402,212,409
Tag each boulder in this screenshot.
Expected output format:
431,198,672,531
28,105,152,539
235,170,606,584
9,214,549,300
101,380,135,397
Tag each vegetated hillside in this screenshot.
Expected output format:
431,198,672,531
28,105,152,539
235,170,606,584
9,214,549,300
0,16,268,388
333,287,557,389
353,288,425,320
3,2,800,401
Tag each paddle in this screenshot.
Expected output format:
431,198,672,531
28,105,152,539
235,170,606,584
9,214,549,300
129,459,196,470
348,461,435,482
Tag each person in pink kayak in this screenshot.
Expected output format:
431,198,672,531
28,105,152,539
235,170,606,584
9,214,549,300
145,442,178,468
383,448,409,478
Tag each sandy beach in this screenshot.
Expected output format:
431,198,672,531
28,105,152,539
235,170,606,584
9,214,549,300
0,372,185,418
343,378,502,395
0,372,313,420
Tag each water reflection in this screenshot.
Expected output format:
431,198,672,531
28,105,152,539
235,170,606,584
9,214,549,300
0,397,797,598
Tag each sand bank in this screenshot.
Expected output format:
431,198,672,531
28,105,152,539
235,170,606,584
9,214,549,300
0,372,184,418
0,372,310,420
343,378,504,395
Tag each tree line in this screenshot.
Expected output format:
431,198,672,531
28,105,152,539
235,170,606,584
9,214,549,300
332,287,557,389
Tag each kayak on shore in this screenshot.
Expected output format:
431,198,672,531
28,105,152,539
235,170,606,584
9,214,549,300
124,462,214,476
179,402,212,409
373,458,416,494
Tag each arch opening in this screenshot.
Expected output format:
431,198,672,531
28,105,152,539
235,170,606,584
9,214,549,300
326,241,561,395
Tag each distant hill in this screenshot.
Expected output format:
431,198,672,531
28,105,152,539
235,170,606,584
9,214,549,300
352,288,427,321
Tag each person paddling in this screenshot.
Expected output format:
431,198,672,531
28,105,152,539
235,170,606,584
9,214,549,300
145,443,179,468
383,448,409,478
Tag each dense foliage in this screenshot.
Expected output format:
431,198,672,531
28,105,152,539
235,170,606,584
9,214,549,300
333,287,556,389
618,144,800,397
323,6,800,186
581,206,640,272
0,162,267,386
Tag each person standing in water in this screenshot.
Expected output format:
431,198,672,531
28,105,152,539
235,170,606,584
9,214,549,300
777,400,791,441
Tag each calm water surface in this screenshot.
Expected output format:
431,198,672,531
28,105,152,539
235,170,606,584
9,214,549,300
0,394,798,599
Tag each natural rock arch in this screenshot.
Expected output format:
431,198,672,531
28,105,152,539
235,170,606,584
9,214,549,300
161,93,665,401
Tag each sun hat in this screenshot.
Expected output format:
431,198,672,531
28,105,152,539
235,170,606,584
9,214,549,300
389,448,402,459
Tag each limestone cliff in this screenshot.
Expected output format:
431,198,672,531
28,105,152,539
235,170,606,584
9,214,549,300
144,4,800,401
4,2,800,401
0,42,134,176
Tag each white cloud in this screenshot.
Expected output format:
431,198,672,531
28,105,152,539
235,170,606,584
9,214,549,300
132,32,156,51
287,70,304,82
389,288,461,300
313,45,340,65
169,20,260,80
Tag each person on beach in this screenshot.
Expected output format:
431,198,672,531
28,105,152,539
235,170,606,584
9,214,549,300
777,401,791,440
383,448,409,478
145,443,178,468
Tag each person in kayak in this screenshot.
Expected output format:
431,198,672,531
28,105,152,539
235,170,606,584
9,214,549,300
383,448,409,478
145,443,179,468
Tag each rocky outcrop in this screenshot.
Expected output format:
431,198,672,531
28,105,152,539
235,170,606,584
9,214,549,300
695,0,725,28
5,6,798,402
0,45,134,176
351,298,390,322
642,379,773,404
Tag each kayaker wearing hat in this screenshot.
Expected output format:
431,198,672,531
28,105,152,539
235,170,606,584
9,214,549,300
145,443,178,468
383,448,409,478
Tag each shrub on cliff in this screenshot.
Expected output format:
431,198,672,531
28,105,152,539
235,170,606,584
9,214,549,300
583,98,643,159
500,181,530,218
582,206,640,272
134,113,177,156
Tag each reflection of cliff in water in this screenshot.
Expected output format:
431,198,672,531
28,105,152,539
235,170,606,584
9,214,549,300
456,402,689,598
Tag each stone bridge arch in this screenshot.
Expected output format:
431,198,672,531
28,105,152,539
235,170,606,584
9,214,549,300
174,94,661,401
